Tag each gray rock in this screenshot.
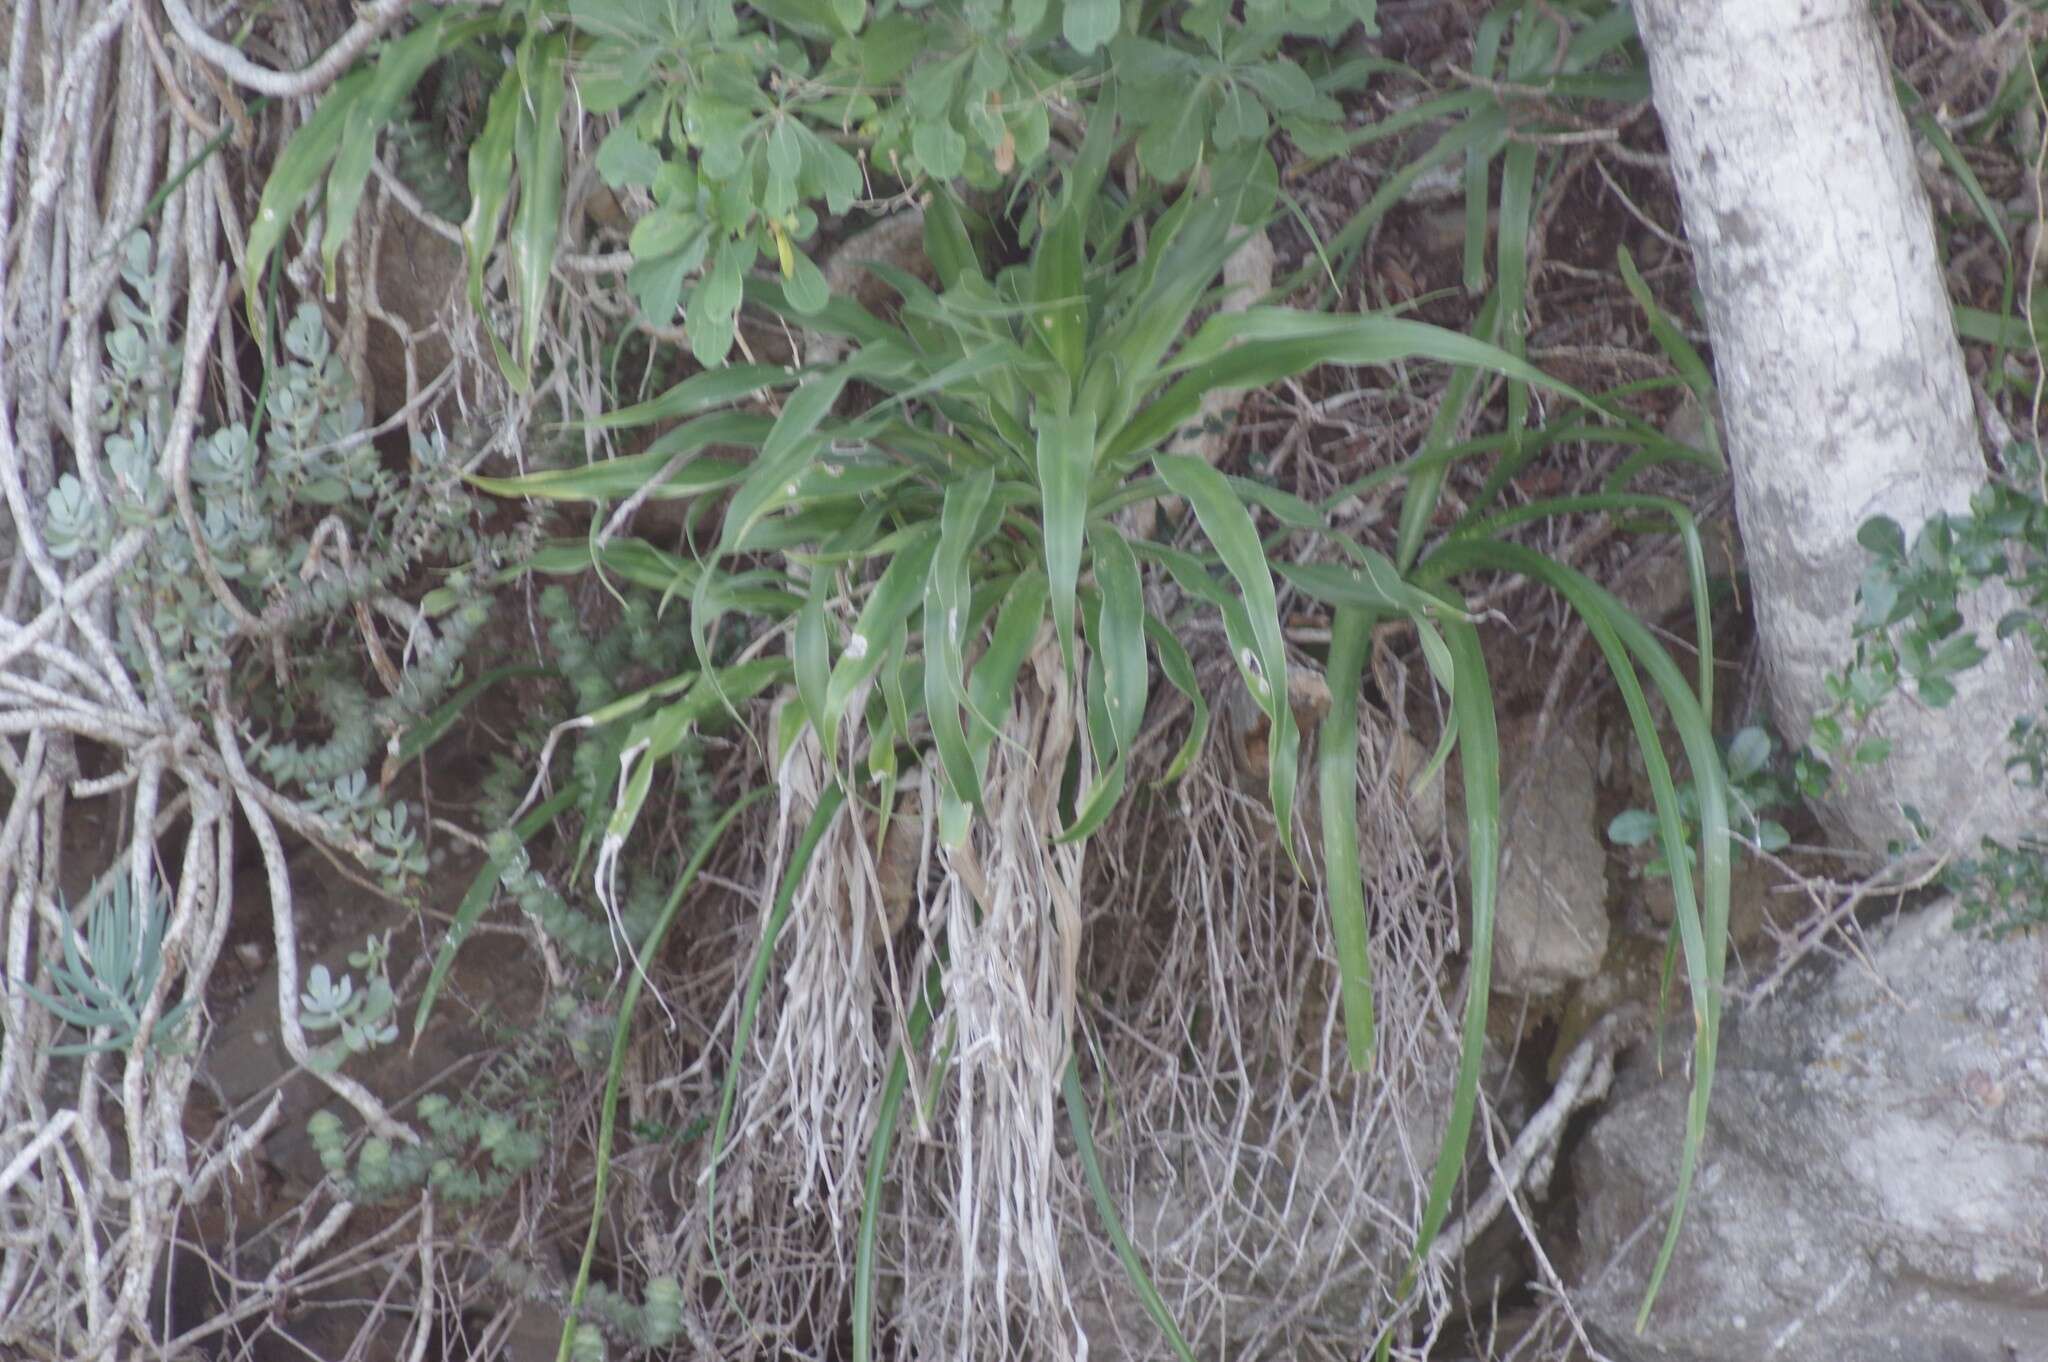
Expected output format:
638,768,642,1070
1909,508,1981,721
1494,716,1610,997
1569,901,2048,1361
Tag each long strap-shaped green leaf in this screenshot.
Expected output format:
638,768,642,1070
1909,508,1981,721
558,787,772,1362
413,782,577,1040
1063,1054,1197,1362
1456,491,1716,720
1369,602,1499,1358
1319,606,1380,1073
1037,409,1097,678
244,68,371,335
925,469,998,817
1397,292,1502,572
1425,537,1729,1331
853,959,945,1362
507,31,567,384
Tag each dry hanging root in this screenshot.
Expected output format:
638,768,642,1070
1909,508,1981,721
724,635,1094,1357
744,708,894,1225
1052,639,1479,1358
930,636,1086,1335
715,597,1524,1361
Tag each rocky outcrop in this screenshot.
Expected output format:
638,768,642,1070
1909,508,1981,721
1568,901,2048,1361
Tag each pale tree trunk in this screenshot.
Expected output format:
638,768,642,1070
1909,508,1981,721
1635,0,2043,854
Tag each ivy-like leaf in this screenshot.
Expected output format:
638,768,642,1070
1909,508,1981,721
687,240,749,365
784,248,831,313
1137,85,1212,180
596,122,663,187
1064,0,1120,53
912,120,968,180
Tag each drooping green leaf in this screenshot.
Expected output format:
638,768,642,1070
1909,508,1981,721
853,955,947,1362
1155,453,1299,852
606,659,788,851
246,69,372,335
1422,537,1729,1333
563,782,764,1362
1275,555,1446,617
1108,306,1583,469
1063,1054,1195,1358
590,365,797,430
706,784,846,1298
390,664,554,768
321,15,488,291
936,569,1049,845
1142,614,1209,784
414,785,577,1038
1368,603,1498,1359
469,417,768,504
1319,605,1378,1071
1616,245,1716,427
821,527,940,757
718,367,854,553
784,248,831,313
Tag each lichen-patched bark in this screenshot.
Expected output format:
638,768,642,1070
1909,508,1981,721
1636,0,2044,853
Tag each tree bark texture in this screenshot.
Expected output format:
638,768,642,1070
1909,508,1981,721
1636,0,2042,853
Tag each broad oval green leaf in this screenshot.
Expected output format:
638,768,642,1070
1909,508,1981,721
912,120,968,180
1607,808,1661,847
687,240,749,367
784,247,831,314
1063,0,1121,52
